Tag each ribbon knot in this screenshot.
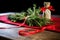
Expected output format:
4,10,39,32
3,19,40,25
41,6,55,12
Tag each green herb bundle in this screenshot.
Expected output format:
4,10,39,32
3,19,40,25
8,12,26,22
8,4,52,27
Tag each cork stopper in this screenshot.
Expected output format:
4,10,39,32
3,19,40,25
44,2,51,8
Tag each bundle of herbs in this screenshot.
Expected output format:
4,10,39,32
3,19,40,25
8,12,26,22
8,4,52,27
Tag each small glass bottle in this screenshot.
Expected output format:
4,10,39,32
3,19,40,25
43,2,51,19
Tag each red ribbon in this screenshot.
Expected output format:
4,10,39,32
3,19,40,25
41,6,55,12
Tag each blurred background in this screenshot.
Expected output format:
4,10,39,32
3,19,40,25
0,0,60,15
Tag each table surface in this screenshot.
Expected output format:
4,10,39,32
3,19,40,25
0,30,60,40
14,31,60,40
0,13,60,40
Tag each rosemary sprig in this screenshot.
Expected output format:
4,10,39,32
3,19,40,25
8,4,52,27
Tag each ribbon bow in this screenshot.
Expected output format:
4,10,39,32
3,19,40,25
41,6,55,12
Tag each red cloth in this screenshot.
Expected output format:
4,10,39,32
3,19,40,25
46,17,60,32
18,27,46,36
0,15,60,33
0,15,26,27
41,6,55,12
18,28,41,36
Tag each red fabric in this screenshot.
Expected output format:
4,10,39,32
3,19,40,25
18,27,46,36
0,15,47,29
41,6,55,12
46,17,60,32
0,15,60,33
18,28,39,36
0,15,26,27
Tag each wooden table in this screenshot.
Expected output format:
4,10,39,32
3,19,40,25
14,31,60,40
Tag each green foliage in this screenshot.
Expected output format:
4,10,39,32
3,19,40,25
8,12,26,22
8,4,52,27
